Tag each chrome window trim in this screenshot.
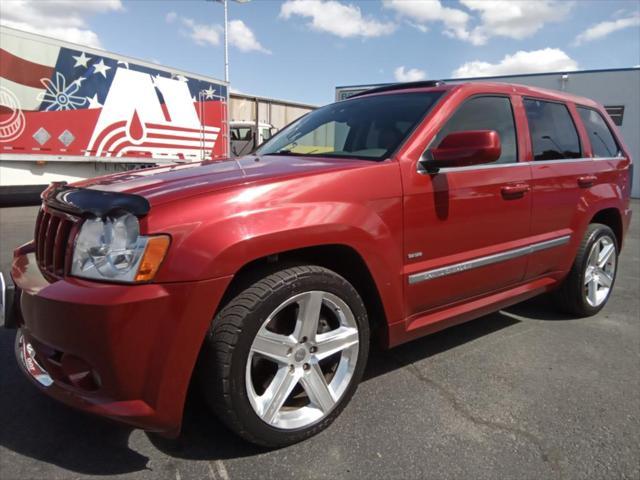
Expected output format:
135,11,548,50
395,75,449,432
408,235,571,285
591,156,625,161
419,156,623,174
529,157,592,166
529,156,622,166
435,162,529,173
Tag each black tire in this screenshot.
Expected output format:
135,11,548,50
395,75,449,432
199,265,370,448
554,223,618,316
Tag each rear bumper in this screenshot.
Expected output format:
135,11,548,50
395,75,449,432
11,252,232,436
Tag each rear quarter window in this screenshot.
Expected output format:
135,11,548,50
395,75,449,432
523,99,581,161
577,107,622,158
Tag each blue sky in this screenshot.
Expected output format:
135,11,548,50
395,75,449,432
2,0,639,105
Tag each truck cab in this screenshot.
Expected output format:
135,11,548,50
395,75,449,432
230,121,276,157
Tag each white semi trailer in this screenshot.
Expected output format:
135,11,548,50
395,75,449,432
0,26,229,206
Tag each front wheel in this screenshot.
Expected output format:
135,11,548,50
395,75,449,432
199,266,370,447
554,223,618,316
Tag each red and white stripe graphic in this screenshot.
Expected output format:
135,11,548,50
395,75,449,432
91,116,220,160
0,32,59,112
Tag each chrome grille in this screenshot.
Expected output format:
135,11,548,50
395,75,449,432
34,207,79,279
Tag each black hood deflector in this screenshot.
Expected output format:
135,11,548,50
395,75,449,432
42,182,150,217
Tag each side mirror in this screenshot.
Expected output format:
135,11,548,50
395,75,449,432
421,130,501,172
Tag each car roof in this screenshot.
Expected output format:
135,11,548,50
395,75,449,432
355,81,601,109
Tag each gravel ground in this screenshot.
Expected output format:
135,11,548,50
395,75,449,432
0,202,638,480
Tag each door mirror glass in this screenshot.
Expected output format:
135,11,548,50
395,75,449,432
422,130,501,171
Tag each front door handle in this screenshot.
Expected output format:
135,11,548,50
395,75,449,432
501,183,530,198
577,175,597,188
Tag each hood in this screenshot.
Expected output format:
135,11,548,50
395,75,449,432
74,155,370,206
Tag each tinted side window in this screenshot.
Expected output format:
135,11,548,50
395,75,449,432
577,107,621,158
523,99,581,160
433,96,517,164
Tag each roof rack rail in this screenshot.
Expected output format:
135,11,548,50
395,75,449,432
349,80,446,98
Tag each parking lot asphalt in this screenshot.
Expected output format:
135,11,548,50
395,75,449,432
0,203,638,480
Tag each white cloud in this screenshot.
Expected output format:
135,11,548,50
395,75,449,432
385,0,572,46
384,0,470,42
170,15,270,54
408,22,429,33
166,11,178,24
573,13,640,45
180,17,222,47
228,19,271,54
394,66,427,82
0,0,123,48
452,48,578,78
460,0,573,45
280,0,395,38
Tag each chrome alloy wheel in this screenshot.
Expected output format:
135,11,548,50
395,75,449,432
245,291,360,430
584,235,617,308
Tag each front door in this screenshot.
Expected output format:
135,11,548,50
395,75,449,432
403,95,532,318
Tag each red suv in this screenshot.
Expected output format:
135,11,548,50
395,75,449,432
3,81,632,447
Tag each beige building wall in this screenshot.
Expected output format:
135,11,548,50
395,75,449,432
229,94,316,131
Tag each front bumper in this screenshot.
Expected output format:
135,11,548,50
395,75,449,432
11,251,232,436
0,272,19,328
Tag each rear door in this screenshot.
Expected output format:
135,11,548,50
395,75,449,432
523,98,594,279
403,94,532,317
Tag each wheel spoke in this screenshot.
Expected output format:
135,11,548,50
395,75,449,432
598,270,613,288
584,266,595,285
314,327,359,360
259,367,300,424
294,291,324,342
587,279,598,305
251,330,294,364
597,242,615,268
300,362,336,413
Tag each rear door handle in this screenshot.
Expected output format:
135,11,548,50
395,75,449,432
501,183,530,198
577,175,597,188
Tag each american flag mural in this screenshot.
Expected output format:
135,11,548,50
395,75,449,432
0,27,228,161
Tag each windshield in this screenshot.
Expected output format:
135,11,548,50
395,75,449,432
255,91,444,161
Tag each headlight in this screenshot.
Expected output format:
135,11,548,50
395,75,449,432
71,211,169,283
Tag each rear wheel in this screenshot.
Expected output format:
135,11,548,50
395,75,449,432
199,265,369,447
554,223,618,316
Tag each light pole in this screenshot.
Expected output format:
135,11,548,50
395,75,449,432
212,0,251,83
223,0,229,82
209,0,250,157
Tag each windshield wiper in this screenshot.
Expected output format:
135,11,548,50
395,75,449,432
263,148,321,156
263,149,298,155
